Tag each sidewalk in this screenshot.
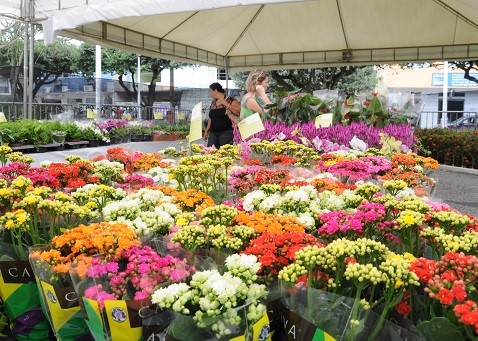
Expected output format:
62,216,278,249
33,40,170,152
432,166,478,217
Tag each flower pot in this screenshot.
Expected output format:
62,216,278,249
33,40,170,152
110,137,121,144
130,134,143,142
87,140,100,148
52,133,66,144
153,133,181,141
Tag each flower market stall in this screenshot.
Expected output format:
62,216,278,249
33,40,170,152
0,121,477,341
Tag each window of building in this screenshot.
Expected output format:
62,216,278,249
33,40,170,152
0,78,11,95
217,69,231,80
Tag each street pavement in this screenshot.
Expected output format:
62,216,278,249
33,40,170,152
27,143,478,218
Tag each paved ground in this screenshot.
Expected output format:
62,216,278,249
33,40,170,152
432,166,478,217
27,143,478,218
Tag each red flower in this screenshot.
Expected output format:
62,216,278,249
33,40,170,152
395,301,412,316
441,269,458,283
437,288,454,305
451,284,467,302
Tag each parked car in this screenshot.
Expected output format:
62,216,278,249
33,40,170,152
448,116,478,129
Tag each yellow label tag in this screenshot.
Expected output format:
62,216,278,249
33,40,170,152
238,113,265,140
87,109,98,119
153,112,164,120
104,300,142,341
40,281,80,331
0,269,22,301
252,313,272,341
314,113,333,128
0,113,7,122
189,102,203,142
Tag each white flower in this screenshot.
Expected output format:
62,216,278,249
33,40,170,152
296,213,315,229
40,160,52,168
349,136,368,151
242,190,267,212
151,283,190,305
257,194,282,212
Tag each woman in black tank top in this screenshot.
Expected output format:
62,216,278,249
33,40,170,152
203,83,235,149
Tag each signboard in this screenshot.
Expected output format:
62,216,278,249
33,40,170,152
314,113,333,128
238,113,265,140
432,73,478,87
188,102,203,142
86,108,98,119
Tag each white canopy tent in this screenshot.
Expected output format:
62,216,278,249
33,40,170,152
37,0,478,71
2,0,478,70
2,0,478,116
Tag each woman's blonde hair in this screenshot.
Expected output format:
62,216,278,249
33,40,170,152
245,69,268,93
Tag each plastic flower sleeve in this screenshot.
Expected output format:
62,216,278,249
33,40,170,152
69,257,167,341
29,244,92,341
0,246,53,341
277,287,422,341
279,287,353,340
153,235,218,272
166,302,272,341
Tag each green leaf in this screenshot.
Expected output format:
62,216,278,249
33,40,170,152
416,317,464,341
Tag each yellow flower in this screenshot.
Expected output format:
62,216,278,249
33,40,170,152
176,217,187,227
395,279,404,289
5,219,14,229
403,215,415,225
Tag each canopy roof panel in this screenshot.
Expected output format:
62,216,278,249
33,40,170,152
4,0,478,70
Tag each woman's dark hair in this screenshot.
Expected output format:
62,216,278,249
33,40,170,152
209,82,225,93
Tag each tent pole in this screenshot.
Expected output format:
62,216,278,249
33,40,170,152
442,61,449,128
224,58,229,95
137,55,141,120
95,45,101,114
28,19,34,119
22,10,28,119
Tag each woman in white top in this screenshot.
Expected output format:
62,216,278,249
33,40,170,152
240,69,273,119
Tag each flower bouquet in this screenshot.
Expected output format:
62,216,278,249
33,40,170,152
69,245,195,341
0,243,53,340
152,254,271,341
28,222,139,341
0,179,93,341
278,238,422,340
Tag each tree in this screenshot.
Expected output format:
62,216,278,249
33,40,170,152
448,61,478,84
73,43,191,118
0,21,76,101
230,66,378,94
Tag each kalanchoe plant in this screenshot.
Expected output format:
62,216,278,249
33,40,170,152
265,91,327,126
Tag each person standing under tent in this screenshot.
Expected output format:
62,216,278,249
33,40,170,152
240,69,273,119
203,82,240,149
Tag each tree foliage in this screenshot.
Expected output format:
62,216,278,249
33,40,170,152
231,66,378,94
0,21,75,101
73,43,191,111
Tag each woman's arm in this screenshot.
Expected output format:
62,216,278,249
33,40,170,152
204,118,211,140
255,85,272,106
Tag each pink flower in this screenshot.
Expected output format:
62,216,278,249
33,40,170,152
133,291,149,300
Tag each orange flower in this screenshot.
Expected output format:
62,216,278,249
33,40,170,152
133,153,165,171
33,222,140,274
233,211,306,235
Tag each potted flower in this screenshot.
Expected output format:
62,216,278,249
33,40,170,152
0,127,14,146
63,123,84,142
51,130,66,144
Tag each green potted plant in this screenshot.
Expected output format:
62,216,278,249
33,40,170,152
30,123,53,151
64,123,84,141
0,128,14,146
